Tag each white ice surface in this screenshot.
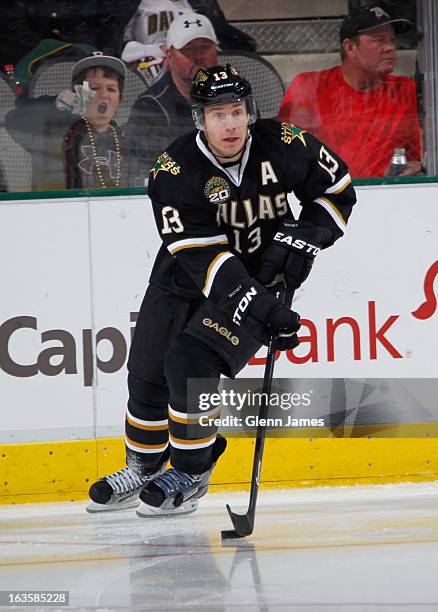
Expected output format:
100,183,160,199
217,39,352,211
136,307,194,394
1,483,438,611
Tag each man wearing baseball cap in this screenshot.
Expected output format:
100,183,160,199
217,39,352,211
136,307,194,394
278,6,421,178
125,12,219,182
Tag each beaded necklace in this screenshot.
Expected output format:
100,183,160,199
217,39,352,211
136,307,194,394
82,117,121,189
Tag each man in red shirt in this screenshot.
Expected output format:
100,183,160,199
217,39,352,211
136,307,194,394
278,6,421,178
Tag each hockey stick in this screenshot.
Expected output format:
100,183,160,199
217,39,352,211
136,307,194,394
221,284,290,539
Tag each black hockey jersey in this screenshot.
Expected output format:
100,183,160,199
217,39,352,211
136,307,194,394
147,119,356,303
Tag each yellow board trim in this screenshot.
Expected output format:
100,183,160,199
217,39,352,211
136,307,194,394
1,434,437,504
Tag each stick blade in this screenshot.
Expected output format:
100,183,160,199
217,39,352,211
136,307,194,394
221,528,245,540
222,503,254,538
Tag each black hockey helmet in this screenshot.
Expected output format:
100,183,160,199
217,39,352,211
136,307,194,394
191,64,257,130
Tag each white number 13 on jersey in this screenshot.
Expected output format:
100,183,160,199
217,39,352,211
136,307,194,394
318,146,339,182
161,206,184,234
233,226,262,254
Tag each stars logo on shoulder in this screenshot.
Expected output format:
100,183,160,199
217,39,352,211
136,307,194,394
150,152,181,179
281,122,307,147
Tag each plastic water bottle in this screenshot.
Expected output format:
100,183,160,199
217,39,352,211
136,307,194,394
389,148,407,176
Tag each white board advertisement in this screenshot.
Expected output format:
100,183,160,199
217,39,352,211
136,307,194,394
1,185,437,442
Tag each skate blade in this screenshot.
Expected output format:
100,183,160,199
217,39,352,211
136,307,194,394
86,498,140,513
136,499,199,518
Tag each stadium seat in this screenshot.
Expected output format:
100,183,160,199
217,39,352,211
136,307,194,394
0,74,32,192
218,51,285,118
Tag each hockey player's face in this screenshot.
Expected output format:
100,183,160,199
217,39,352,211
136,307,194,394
204,101,249,160
83,68,122,132
168,38,218,86
352,24,397,77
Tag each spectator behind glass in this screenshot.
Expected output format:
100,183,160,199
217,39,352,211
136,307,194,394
0,1,139,65
125,12,218,183
278,6,421,178
5,53,129,191
122,0,255,85
63,54,127,189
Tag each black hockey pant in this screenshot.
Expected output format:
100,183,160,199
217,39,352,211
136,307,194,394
125,283,260,474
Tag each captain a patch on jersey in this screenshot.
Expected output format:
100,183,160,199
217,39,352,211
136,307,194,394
204,176,231,204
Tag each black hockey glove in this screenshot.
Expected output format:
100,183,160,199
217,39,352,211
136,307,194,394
258,220,333,291
222,280,300,350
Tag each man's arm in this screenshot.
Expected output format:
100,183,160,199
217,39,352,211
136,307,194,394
399,160,422,177
4,96,72,154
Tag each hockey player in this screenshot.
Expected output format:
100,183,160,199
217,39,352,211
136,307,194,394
87,64,356,515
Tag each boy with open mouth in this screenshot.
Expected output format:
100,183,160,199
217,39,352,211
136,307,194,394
62,52,127,189
5,51,128,191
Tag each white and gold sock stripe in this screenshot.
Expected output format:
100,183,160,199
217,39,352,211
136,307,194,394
168,405,220,425
169,432,217,451
125,408,169,454
125,436,169,454
126,407,168,431
168,405,219,450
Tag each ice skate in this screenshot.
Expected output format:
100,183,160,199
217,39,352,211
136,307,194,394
86,451,169,513
136,435,227,518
